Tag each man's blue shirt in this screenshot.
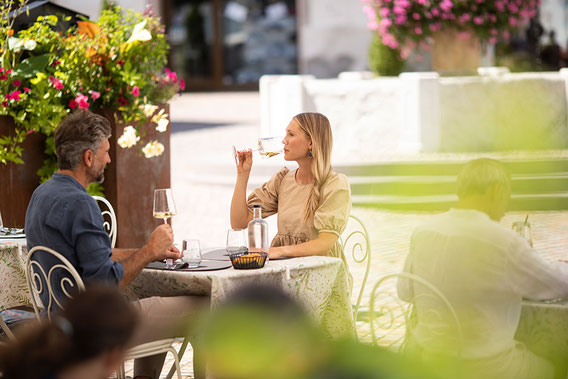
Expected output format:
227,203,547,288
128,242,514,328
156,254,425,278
25,173,124,291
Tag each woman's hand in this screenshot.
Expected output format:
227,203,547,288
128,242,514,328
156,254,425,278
268,246,284,259
236,149,253,175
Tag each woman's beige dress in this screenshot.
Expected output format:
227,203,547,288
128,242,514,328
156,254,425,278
247,167,352,280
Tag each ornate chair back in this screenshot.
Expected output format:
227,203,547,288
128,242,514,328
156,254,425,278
25,246,85,322
369,272,463,359
92,195,117,248
340,215,371,323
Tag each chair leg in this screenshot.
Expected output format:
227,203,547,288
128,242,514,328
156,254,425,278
167,347,183,379
165,337,190,379
0,317,15,341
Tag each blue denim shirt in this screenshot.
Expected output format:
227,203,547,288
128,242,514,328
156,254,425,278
25,173,124,307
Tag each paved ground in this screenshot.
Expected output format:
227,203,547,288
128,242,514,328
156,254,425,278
122,92,568,378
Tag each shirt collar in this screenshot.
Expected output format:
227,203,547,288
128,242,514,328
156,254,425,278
52,172,87,193
448,208,491,221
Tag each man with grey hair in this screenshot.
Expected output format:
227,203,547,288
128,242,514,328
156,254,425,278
398,158,568,378
25,110,207,379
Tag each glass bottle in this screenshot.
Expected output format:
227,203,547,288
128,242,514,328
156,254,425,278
248,205,268,257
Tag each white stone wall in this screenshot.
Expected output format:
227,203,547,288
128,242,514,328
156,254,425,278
50,0,161,20
260,70,568,162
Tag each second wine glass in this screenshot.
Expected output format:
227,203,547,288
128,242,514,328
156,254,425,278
153,188,177,269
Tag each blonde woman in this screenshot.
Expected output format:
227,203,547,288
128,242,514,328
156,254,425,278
231,112,351,264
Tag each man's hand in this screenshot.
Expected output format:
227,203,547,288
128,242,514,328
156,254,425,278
147,224,179,261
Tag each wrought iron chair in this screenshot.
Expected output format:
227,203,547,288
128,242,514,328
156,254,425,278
92,195,117,248
340,215,371,336
369,272,463,357
24,246,182,379
0,316,16,342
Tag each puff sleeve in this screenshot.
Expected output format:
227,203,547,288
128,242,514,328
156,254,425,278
247,167,290,218
313,173,351,237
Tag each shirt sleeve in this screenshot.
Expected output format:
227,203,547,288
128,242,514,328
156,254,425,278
247,167,290,218
505,234,568,300
313,173,351,237
51,196,124,286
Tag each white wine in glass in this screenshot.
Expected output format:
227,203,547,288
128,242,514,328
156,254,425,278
153,189,177,224
153,188,177,269
232,136,283,164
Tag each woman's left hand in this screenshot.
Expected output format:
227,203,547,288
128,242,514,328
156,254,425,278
268,246,284,259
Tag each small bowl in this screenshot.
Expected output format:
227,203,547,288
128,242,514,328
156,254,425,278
230,250,268,269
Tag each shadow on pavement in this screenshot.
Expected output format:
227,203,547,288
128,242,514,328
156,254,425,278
171,121,231,133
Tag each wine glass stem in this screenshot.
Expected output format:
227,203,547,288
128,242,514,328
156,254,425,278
163,218,168,224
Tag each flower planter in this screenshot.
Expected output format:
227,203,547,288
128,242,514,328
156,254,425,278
432,29,480,75
0,116,45,228
101,105,171,248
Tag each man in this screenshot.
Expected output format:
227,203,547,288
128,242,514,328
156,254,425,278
397,158,568,378
25,110,207,379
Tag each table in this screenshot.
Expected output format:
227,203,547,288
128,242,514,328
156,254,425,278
0,240,31,310
128,254,355,338
516,299,568,376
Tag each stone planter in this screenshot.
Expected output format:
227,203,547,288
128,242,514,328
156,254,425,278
101,106,171,248
0,116,46,228
432,29,480,75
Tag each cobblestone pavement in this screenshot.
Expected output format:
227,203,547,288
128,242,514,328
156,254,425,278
127,92,568,378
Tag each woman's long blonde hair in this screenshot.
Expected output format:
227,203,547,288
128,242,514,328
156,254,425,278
293,112,333,222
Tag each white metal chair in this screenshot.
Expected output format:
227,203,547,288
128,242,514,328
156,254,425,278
369,272,463,357
24,246,182,379
0,316,16,342
92,195,117,248
340,215,372,329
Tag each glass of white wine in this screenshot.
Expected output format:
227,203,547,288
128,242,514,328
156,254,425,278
232,136,284,164
153,188,177,269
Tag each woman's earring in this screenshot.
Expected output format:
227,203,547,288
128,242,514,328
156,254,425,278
308,150,313,158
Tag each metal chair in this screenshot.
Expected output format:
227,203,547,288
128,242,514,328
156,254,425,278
92,195,117,248
24,245,182,379
0,316,16,342
340,215,371,329
369,272,463,357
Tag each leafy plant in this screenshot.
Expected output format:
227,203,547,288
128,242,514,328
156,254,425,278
0,2,183,182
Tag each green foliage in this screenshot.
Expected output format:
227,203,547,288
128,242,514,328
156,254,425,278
368,32,405,76
0,2,182,181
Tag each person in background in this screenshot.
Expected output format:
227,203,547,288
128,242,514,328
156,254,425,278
398,158,568,378
0,286,137,379
230,112,351,266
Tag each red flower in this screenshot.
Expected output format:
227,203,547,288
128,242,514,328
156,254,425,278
75,93,89,109
117,96,128,106
12,79,21,87
0,74,7,81
117,60,125,66
179,78,185,91
6,69,12,74
68,99,77,109
6,90,21,101
1,101,6,107
23,87,31,92
131,86,140,97
27,129,35,135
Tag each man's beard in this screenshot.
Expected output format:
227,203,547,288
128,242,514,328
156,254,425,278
95,172,105,184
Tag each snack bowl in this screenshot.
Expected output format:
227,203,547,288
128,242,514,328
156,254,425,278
230,250,268,269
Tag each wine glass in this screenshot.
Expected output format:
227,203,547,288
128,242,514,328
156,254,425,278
182,239,202,268
153,188,177,224
512,217,533,248
226,229,247,254
153,188,177,268
232,136,284,164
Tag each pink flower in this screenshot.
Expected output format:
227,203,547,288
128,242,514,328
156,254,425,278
131,86,140,97
12,79,20,87
0,74,7,81
473,16,484,25
7,90,20,101
6,69,12,74
89,90,101,100
49,76,64,90
68,99,77,109
27,129,35,135
179,78,185,91
165,68,178,82
75,93,89,109
0,67,3,73
414,26,423,35
23,87,31,92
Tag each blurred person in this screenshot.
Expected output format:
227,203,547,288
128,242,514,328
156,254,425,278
398,158,568,378
200,284,440,379
230,112,352,265
0,286,137,379
24,110,208,379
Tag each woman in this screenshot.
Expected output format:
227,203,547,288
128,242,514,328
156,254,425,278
0,286,137,379
230,112,351,265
